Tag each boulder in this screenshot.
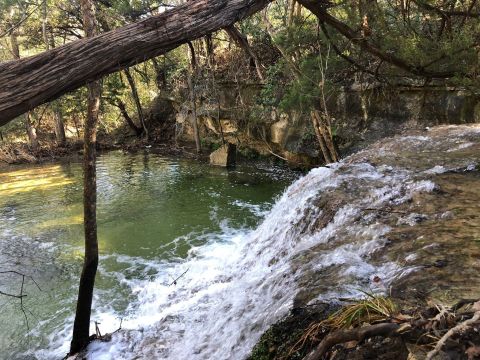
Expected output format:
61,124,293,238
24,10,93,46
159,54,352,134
209,143,236,167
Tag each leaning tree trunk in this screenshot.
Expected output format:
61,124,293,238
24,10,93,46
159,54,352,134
0,0,274,125
69,0,101,355
123,68,148,139
116,100,143,137
311,110,338,164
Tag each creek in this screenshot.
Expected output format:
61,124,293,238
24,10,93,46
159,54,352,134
1,124,479,360
0,152,295,359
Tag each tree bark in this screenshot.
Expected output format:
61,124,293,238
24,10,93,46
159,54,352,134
69,0,101,355
116,100,142,136
187,42,201,153
0,0,274,125
123,68,148,139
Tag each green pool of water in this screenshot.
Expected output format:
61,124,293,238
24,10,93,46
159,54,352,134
0,151,296,359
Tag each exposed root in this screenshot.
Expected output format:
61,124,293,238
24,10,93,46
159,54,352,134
281,296,480,360
426,302,480,360
304,323,401,360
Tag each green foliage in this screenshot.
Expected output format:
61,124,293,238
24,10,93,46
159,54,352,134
259,62,286,107
1,0,480,145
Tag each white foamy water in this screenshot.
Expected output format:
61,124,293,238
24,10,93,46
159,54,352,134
31,158,441,360
28,125,480,360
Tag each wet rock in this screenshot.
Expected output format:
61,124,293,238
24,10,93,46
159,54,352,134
432,259,448,268
209,143,236,167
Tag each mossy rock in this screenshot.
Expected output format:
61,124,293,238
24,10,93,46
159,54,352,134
248,303,338,360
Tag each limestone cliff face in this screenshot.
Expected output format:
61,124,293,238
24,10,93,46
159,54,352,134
335,84,480,154
166,81,480,167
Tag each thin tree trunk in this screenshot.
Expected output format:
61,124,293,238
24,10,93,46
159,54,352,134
151,57,166,91
187,42,201,153
72,115,81,139
10,31,40,151
9,32,20,59
204,33,215,68
311,110,332,164
69,0,101,355
117,100,142,136
288,0,297,26
295,1,302,17
42,0,49,51
123,68,148,139
53,102,67,146
24,113,40,151
47,26,67,146
0,0,273,124
312,110,338,163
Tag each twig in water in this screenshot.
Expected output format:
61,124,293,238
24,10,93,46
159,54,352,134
112,318,123,334
0,270,42,331
169,268,189,286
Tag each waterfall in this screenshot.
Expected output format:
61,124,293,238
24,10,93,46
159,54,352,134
43,125,480,360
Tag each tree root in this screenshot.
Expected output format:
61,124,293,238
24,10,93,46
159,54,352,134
291,298,480,360
304,323,401,360
426,306,480,360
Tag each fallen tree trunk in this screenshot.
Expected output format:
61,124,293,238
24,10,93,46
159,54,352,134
0,0,274,125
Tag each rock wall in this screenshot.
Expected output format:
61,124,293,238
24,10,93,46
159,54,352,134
173,82,480,167
334,84,480,154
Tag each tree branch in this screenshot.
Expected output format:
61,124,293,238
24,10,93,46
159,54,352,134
297,0,465,79
0,0,276,125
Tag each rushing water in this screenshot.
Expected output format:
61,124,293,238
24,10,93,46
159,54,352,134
0,152,296,360
1,125,479,360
